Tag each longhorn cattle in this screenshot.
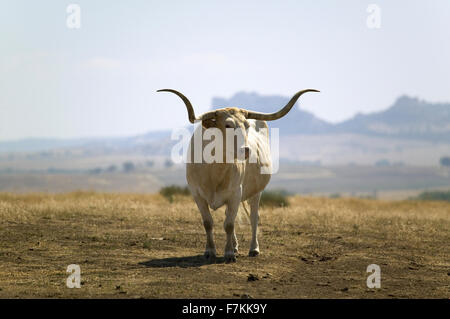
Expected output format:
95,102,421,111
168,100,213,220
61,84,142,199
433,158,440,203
157,88,319,263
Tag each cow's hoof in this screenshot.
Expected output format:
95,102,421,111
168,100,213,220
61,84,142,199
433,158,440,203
248,250,260,257
204,251,216,262
224,252,237,263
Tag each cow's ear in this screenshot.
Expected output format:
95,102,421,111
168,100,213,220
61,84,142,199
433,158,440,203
202,118,216,128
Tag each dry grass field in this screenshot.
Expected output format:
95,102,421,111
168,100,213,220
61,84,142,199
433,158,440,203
0,192,448,298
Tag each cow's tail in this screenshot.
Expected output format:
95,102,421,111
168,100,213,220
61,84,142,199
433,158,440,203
236,201,251,226
241,201,251,219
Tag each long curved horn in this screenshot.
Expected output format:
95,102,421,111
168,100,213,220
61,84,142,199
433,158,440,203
157,89,216,123
245,89,320,121
157,89,198,123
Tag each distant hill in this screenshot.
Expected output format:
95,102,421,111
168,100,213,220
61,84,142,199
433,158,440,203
213,93,450,141
0,131,173,154
0,137,94,153
335,96,450,141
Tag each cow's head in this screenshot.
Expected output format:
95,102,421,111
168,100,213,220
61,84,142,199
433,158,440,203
157,88,319,162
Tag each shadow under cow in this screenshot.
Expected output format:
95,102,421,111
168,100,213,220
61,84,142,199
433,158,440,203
139,255,225,268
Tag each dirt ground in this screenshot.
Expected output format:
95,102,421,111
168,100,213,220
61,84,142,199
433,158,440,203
0,192,448,298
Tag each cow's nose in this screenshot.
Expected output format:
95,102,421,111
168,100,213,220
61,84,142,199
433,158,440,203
241,146,250,160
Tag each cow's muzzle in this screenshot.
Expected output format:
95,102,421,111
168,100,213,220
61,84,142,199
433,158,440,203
240,146,250,160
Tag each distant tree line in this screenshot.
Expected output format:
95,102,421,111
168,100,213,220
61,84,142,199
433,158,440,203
86,158,173,174
440,156,450,167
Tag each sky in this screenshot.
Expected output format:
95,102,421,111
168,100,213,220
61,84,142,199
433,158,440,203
1,0,449,140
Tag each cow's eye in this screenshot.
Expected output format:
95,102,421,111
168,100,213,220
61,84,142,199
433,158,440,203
225,121,235,129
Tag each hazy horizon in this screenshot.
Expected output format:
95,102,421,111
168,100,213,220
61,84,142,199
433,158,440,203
0,92,442,142
1,1,450,140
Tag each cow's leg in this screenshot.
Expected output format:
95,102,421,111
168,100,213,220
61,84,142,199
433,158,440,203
224,193,241,263
232,229,239,255
248,192,261,257
193,195,216,261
